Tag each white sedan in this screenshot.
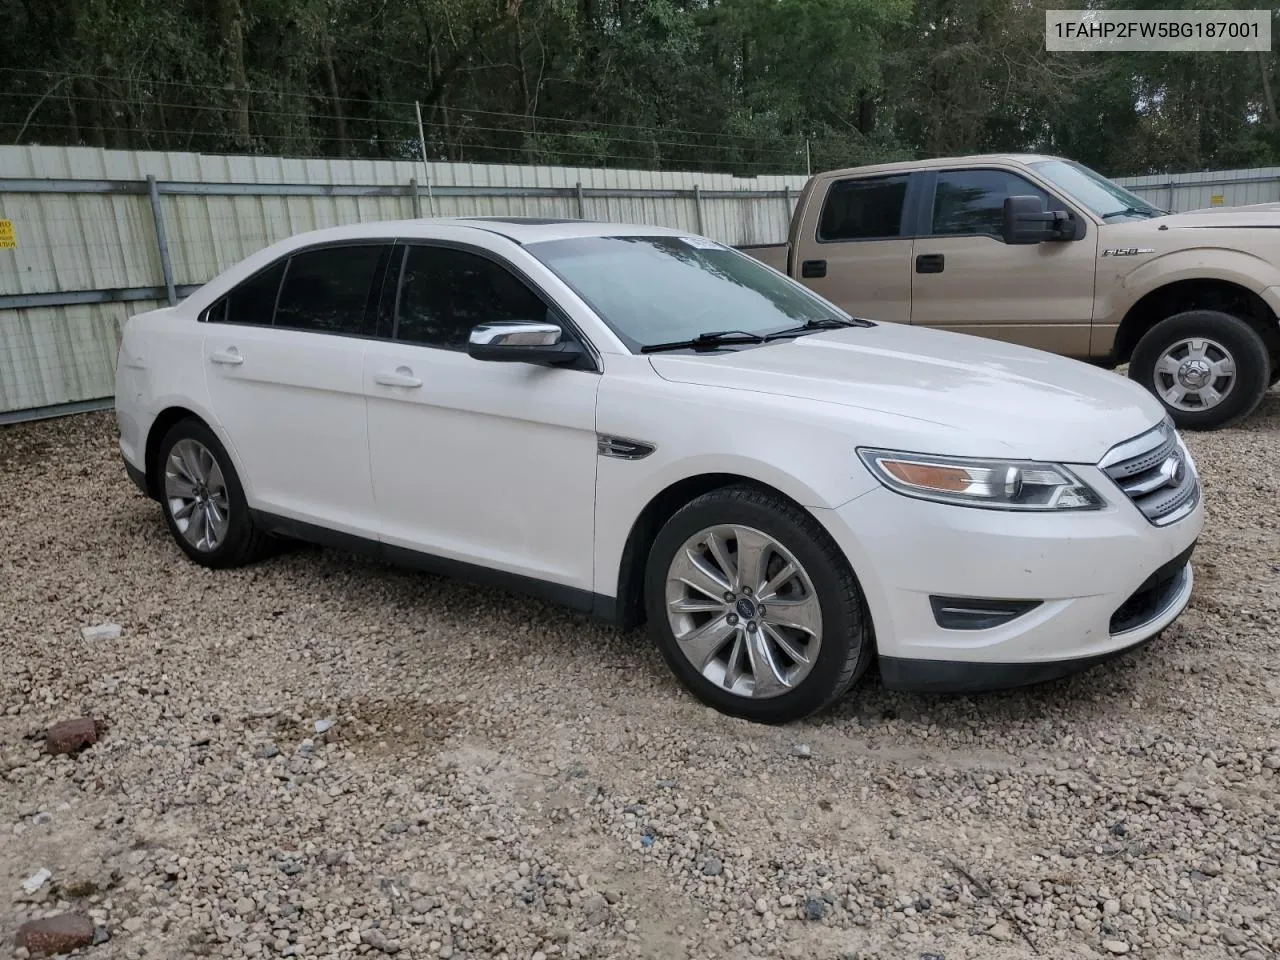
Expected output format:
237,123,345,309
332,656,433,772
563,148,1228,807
114,217,1203,723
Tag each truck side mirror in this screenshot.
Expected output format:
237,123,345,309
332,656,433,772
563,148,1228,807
1002,195,1074,244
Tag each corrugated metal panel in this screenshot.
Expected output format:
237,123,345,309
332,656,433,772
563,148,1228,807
0,145,811,416
7,143,1280,419
0,300,151,411
1113,167,1280,212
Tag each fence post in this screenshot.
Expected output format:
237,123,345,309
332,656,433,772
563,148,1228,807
146,175,177,306
692,184,705,236
575,181,586,219
409,177,423,218
1166,180,1175,212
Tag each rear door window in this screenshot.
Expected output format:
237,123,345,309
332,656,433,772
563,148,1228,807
817,175,910,242
273,244,392,336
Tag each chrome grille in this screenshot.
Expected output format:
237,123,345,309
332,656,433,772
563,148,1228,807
1099,420,1200,526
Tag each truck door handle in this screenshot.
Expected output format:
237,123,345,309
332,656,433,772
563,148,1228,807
210,348,244,366
800,259,827,278
915,253,945,274
374,367,423,389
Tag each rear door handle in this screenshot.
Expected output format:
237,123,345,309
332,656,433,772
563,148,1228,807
915,253,945,274
210,348,244,366
374,367,423,389
800,259,827,278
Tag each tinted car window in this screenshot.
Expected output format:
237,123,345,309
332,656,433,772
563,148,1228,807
817,175,909,242
395,245,550,350
274,244,389,335
214,260,287,326
931,170,1063,238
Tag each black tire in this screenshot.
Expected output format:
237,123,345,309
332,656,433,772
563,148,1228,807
154,417,270,569
1129,309,1272,430
643,484,873,724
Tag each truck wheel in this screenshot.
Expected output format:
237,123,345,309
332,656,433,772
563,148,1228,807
1129,310,1272,430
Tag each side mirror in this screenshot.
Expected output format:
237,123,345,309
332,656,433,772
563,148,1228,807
1001,195,1074,245
467,321,585,366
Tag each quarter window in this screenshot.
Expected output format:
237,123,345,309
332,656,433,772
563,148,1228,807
210,260,287,326
395,245,551,349
931,170,1065,239
273,244,390,335
817,175,910,242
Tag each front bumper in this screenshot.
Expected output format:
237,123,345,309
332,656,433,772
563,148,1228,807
812,471,1204,691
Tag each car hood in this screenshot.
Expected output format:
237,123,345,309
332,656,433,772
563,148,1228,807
647,323,1166,464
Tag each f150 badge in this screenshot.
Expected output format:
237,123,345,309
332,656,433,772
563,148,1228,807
1101,247,1154,257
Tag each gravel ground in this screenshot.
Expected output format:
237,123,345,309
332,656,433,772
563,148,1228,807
2,396,1278,960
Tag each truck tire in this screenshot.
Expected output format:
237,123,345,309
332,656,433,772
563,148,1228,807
1129,309,1272,430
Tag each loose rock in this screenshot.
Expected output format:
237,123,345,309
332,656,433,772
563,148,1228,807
15,914,95,957
45,718,100,755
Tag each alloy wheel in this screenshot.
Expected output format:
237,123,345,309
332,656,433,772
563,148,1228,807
664,524,823,699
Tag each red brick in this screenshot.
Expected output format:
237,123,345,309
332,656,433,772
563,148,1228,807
45,718,101,756
15,913,95,956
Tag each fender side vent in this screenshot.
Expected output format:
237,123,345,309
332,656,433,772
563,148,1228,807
929,596,1043,631
597,435,655,460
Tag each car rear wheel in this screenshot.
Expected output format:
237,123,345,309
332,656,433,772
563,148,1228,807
644,484,873,724
1128,309,1271,430
156,418,270,569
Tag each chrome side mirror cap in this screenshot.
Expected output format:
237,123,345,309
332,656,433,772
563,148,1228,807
467,321,586,367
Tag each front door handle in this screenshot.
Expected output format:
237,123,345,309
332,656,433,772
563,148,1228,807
374,367,423,388
210,348,244,366
915,253,945,274
800,259,827,278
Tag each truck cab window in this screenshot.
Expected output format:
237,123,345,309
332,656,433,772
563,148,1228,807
931,170,1066,239
817,175,910,242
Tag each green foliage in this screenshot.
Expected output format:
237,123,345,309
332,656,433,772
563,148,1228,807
1,0,1277,175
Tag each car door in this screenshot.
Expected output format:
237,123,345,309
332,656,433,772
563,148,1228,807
908,167,1099,358
363,240,601,592
793,172,915,323
201,241,393,535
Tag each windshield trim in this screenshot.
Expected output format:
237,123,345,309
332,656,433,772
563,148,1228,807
524,234,864,355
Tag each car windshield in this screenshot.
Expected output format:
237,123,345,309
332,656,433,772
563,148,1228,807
1029,159,1166,220
524,234,851,351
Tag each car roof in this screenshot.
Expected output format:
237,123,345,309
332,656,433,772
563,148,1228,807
268,216,693,248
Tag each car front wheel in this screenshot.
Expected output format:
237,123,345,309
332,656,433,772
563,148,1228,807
155,418,270,569
644,484,873,724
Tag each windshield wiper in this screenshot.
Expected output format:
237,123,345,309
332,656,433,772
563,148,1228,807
764,316,873,341
1102,206,1163,220
640,329,767,354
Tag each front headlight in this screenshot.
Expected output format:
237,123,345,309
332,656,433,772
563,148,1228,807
857,449,1105,512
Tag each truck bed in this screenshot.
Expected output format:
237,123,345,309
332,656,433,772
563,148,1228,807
735,242,789,273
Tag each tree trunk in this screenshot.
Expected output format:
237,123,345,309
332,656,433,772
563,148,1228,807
1259,51,1279,131
218,0,252,148
324,43,348,151
856,92,876,136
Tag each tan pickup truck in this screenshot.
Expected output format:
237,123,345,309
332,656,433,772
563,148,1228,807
740,154,1280,429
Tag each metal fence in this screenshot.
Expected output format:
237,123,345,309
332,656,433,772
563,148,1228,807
0,145,804,420
3,144,1280,422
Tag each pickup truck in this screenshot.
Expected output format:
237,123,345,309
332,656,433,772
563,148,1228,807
739,153,1280,430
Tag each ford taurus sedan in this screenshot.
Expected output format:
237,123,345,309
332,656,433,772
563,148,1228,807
114,217,1203,723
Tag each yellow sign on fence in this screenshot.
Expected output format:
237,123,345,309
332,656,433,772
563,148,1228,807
0,219,15,249
1210,194,1225,207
